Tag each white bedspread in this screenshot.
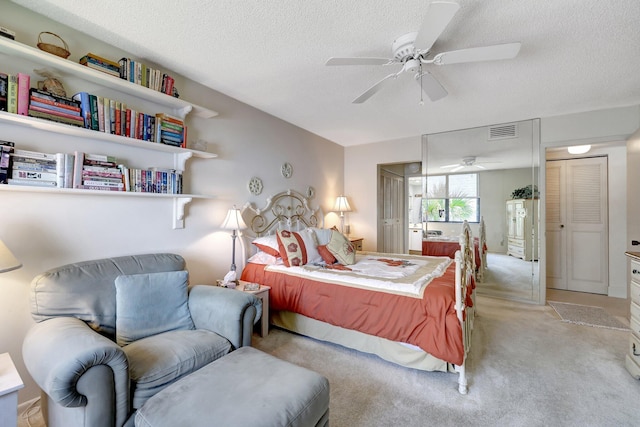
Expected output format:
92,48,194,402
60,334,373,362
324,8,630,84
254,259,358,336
265,253,452,297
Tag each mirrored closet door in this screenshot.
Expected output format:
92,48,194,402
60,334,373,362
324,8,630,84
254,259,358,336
421,119,541,303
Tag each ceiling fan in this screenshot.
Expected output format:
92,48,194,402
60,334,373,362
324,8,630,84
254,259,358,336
325,1,521,104
441,156,498,172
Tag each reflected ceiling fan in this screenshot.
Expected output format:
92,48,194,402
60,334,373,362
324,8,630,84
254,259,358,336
441,156,498,172
325,1,521,104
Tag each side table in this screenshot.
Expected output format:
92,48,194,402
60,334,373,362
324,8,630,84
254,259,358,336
237,281,270,337
349,237,364,251
0,352,24,427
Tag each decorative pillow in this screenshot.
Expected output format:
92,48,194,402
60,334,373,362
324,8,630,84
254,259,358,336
276,229,308,267
115,270,195,346
247,251,282,265
317,244,337,264
251,234,280,257
326,229,356,265
299,228,322,264
311,227,332,246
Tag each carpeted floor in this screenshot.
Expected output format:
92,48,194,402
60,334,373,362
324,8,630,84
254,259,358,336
548,300,629,330
18,296,640,427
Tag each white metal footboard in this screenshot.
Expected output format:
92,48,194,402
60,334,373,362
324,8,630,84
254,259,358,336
453,221,475,394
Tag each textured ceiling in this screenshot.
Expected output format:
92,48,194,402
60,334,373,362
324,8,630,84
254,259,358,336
11,0,640,147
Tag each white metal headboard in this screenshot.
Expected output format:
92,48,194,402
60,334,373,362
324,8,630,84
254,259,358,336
241,189,324,237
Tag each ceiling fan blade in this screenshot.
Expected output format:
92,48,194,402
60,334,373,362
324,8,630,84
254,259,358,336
432,42,521,65
451,165,464,172
475,164,486,169
352,73,399,104
416,70,448,101
326,57,395,66
414,1,461,53
441,163,461,168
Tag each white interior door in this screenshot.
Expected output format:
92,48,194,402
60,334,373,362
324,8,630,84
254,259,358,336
546,157,608,294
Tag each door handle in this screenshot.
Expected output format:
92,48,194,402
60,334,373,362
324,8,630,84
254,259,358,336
560,224,564,228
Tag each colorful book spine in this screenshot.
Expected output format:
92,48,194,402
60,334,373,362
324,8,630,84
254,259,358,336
89,94,99,130
16,72,30,115
7,75,17,114
29,100,81,117
72,92,92,129
0,73,7,111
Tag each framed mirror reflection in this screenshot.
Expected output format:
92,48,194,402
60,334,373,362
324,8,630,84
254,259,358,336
419,119,541,304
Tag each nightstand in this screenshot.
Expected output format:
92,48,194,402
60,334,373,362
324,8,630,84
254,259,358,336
237,281,270,337
0,353,23,427
349,237,363,251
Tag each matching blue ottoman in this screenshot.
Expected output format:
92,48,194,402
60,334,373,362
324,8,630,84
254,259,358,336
135,346,330,427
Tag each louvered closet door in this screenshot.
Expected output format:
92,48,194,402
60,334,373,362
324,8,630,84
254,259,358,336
546,157,608,294
379,170,404,253
566,157,608,293
546,161,566,289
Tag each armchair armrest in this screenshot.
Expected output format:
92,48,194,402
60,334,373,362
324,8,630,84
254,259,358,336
22,317,130,427
188,285,261,349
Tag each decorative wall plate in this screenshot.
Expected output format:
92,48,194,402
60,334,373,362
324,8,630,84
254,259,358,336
248,176,263,195
306,186,315,198
281,162,293,178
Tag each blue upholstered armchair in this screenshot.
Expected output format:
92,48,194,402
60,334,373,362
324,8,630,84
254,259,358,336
22,253,261,427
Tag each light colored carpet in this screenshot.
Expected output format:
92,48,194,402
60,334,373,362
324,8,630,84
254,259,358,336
548,300,629,331
477,253,538,302
18,296,640,426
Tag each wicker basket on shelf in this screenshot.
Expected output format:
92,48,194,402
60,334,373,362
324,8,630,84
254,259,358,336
37,32,70,59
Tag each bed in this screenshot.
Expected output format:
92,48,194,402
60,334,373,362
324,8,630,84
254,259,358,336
240,190,476,393
422,216,487,282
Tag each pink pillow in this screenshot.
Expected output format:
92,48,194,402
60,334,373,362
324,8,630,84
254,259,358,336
317,245,337,264
252,235,280,257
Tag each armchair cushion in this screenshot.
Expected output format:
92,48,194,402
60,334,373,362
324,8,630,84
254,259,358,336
115,270,195,346
123,329,231,409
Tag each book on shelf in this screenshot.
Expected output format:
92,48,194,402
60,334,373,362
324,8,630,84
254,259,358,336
29,104,82,120
28,108,85,127
30,89,80,107
12,149,56,161
13,169,58,182
30,99,81,116
0,26,16,40
0,72,7,111
16,72,29,116
7,74,17,114
29,91,81,111
11,159,56,173
81,53,121,69
0,141,14,184
96,96,105,132
71,92,92,129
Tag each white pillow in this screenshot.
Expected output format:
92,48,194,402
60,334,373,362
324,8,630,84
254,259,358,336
247,251,282,265
299,228,322,264
251,234,280,257
311,227,332,246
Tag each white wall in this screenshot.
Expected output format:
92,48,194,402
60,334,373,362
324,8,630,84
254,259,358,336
0,3,344,403
344,136,421,251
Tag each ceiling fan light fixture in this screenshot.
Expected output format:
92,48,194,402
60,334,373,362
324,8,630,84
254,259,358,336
567,145,591,154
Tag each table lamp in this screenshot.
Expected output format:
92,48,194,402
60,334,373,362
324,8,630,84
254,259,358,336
333,196,352,234
220,206,247,287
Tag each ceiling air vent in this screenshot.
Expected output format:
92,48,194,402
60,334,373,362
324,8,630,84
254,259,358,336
488,123,518,141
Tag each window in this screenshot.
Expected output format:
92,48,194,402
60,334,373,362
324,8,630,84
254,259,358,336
425,173,479,223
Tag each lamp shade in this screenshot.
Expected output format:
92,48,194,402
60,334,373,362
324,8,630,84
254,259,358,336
220,207,248,231
333,196,352,213
0,239,21,273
